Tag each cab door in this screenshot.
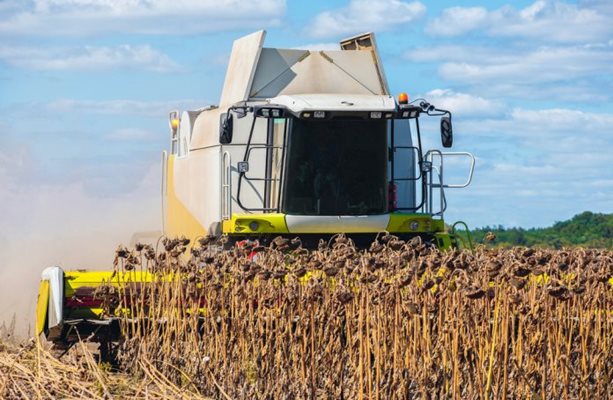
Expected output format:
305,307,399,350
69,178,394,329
389,119,419,211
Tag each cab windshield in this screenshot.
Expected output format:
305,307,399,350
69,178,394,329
282,118,387,215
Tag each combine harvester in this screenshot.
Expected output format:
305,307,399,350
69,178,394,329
37,31,474,348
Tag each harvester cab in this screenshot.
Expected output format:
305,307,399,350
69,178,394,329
163,30,474,248
37,31,475,346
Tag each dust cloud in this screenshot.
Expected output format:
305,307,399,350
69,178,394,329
0,163,160,339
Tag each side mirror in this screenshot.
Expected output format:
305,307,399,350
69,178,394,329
440,116,453,148
219,113,233,144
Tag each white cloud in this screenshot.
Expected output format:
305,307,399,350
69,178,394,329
420,89,505,117
441,106,613,228
405,42,613,101
409,3,613,102
106,128,156,141
405,44,506,64
0,0,285,35
427,1,613,43
0,44,179,72
43,98,206,117
306,0,425,39
293,43,339,51
439,45,612,83
492,163,561,176
0,0,27,13
587,179,613,189
464,107,613,138
579,0,613,14
409,43,613,83
426,6,487,36
508,108,613,132
413,106,612,179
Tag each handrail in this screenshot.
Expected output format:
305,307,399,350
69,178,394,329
221,151,232,220
426,150,475,188
236,144,284,213
244,145,283,182
429,165,448,217
424,149,475,218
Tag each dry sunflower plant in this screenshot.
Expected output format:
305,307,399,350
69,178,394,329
1,234,612,399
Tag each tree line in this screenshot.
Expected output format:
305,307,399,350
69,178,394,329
471,211,613,249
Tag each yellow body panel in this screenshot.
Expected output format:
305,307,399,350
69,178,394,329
165,155,207,239
63,270,157,296
222,212,448,236
386,213,445,233
36,280,50,336
222,213,289,234
434,232,454,251
63,270,176,319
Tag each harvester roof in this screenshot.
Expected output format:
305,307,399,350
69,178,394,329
268,93,396,113
219,30,390,109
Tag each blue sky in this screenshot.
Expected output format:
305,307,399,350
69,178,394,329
1,0,612,235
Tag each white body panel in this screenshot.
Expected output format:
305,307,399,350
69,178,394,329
41,266,64,330
250,49,388,98
286,215,390,233
219,30,266,107
173,148,220,232
271,94,396,113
